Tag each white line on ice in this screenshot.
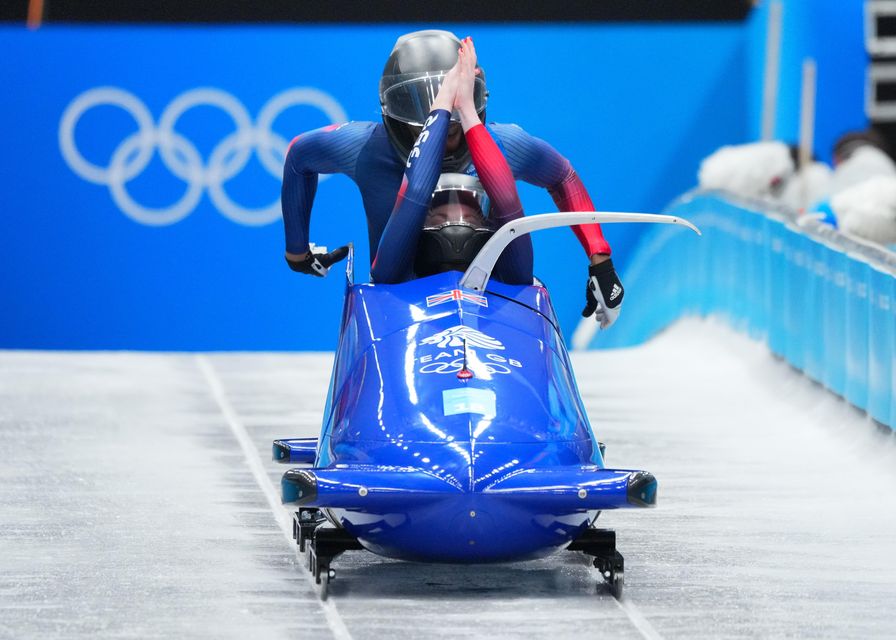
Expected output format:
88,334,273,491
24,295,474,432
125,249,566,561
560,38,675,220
196,355,353,640
614,596,664,640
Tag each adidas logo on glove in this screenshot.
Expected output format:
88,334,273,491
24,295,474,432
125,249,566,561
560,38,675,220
610,283,622,301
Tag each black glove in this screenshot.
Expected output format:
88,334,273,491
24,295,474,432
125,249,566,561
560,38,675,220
286,244,350,277
582,258,624,329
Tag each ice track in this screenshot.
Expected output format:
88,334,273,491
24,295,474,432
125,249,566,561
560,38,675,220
2,319,895,639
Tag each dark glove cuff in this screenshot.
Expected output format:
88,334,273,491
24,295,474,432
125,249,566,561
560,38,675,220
286,256,304,272
588,258,624,309
588,258,616,278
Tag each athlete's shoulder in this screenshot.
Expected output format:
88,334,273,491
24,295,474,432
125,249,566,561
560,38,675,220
286,121,380,176
487,122,570,184
487,122,530,141
355,121,405,171
296,120,376,142
333,120,379,133
488,122,556,152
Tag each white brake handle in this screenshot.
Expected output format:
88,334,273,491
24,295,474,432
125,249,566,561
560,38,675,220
460,211,702,291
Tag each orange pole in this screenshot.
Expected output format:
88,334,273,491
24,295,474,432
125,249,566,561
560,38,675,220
27,0,45,30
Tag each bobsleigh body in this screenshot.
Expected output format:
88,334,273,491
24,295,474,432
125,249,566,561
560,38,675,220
280,270,656,563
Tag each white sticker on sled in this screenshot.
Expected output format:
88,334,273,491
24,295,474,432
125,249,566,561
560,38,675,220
421,325,504,350
443,388,496,418
417,325,522,375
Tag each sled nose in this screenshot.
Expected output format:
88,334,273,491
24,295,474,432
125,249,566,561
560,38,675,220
449,503,498,550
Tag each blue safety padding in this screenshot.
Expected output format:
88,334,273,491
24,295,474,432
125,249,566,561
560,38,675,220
845,257,871,411
868,267,894,425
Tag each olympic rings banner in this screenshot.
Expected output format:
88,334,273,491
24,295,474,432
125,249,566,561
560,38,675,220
1,25,747,349
59,86,346,226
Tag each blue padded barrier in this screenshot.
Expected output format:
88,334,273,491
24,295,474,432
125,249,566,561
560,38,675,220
767,216,789,359
587,192,896,430
845,256,871,412
823,243,849,397
868,267,894,424
803,234,826,385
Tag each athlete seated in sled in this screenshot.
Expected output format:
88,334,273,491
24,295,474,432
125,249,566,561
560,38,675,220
370,37,533,285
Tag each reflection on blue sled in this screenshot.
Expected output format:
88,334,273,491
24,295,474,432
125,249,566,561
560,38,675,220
273,212,699,599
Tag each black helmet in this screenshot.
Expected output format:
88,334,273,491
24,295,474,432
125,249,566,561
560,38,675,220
380,30,488,171
414,174,494,277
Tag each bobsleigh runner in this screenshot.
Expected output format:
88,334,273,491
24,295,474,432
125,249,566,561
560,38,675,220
273,211,700,599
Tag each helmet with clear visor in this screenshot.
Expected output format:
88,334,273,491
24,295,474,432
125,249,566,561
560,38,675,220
380,30,488,170
414,173,494,277
381,71,488,127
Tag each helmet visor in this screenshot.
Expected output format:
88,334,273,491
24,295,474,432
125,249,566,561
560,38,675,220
382,72,487,126
426,191,490,229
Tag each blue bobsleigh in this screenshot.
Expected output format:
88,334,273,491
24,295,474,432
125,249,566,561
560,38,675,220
274,212,700,599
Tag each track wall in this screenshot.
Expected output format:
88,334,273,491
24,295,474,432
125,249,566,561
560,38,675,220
582,193,896,430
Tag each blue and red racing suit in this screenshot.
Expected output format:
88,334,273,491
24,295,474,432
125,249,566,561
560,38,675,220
281,119,611,264
370,109,532,284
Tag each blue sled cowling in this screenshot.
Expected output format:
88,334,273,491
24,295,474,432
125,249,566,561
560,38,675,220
280,270,656,563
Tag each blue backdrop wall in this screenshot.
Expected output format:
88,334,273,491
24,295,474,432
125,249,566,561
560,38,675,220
0,18,820,350
746,0,867,163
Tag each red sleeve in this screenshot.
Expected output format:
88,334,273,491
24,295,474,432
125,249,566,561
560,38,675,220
466,124,523,223
549,173,611,256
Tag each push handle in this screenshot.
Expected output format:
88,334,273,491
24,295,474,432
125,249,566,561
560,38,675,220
460,211,701,291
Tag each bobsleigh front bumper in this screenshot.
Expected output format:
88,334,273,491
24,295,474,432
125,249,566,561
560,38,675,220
281,465,656,562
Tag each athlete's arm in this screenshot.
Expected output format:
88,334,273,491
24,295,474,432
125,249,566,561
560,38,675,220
372,51,464,283
493,122,624,327
463,124,533,284
281,121,374,261
455,38,532,284
490,123,612,263
370,109,452,283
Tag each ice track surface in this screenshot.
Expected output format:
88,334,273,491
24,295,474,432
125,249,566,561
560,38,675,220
2,319,895,640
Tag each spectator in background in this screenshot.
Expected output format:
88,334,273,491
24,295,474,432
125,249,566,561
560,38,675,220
829,129,896,194
830,176,896,247
827,130,896,247
697,140,831,210
698,140,795,200
697,131,896,248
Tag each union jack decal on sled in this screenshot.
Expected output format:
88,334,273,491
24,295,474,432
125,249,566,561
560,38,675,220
425,289,488,308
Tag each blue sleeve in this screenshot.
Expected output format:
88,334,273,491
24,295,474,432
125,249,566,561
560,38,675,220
371,110,451,284
281,121,375,255
488,123,573,188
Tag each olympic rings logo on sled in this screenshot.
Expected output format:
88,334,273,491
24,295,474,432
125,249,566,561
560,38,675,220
59,86,347,226
416,326,523,375
418,358,522,375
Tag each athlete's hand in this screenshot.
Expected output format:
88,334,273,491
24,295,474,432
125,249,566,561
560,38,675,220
582,258,625,329
285,244,349,277
455,37,480,126
431,53,463,113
